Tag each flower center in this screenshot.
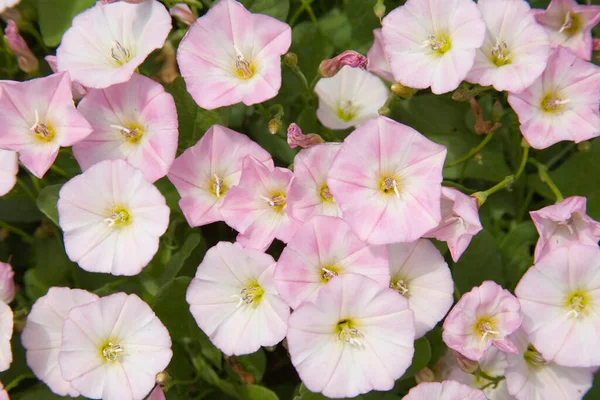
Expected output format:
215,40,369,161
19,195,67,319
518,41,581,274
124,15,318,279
233,47,255,80
475,318,499,342
235,283,264,307
30,110,55,143
559,10,582,36
210,174,227,198
390,278,409,297
490,39,511,67
111,123,144,144
566,291,588,318
319,184,334,203
335,319,364,347
320,264,340,283
101,341,123,362
337,100,358,122
524,343,548,367
422,34,452,55
380,176,400,198
104,207,131,228
260,192,286,212
110,40,132,66
541,93,570,113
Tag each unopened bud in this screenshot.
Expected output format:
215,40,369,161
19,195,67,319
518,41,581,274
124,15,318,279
283,52,298,68
578,141,591,152
415,367,435,384
450,349,479,374
492,99,503,123
319,50,368,77
170,3,196,26
593,38,600,52
287,123,324,149
374,1,386,21
378,105,390,116
390,83,418,99
4,20,39,74
155,371,171,386
268,118,281,135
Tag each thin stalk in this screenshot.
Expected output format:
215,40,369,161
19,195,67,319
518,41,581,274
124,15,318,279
0,221,34,243
442,180,476,194
445,133,494,168
515,145,529,179
528,158,564,202
4,374,34,392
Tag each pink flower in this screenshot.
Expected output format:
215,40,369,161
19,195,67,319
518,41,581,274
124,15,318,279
21,287,99,397
56,0,172,89
0,73,92,178
515,244,600,367
530,196,600,263
403,381,487,400
466,0,550,93
4,20,39,73
424,187,483,262
381,0,485,94
186,242,289,356
221,156,299,251
73,73,178,183
274,216,389,309
168,125,273,228
59,293,172,400
504,328,595,400
287,274,415,398
285,143,342,223
534,0,600,61
0,150,18,197
315,66,389,130
507,46,600,149
177,0,291,110
58,159,169,276
0,263,14,304
367,28,394,82
0,381,7,400
443,281,522,361
0,0,20,13
44,55,87,100
286,123,323,149
147,386,166,400
318,50,368,77
0,302,12,372
388,239,454,338
328,116,446,244
170,3,195,25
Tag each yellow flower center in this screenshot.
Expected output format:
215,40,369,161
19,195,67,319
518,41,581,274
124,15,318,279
490,39,511,67
319,184,334,203
320,264,341,283
335,318,364,347
30,110,56,143
104,207,131,228
237,282,264,307
337,100,358,122
541,93,569,113
390,278,409,297
210,174,227,198
565,290,589,318
101,340,123,362
475,317,498,341
111,123,145,144
422,33,452,55
560,10,582,36
379,175,401,198
524,343,548,367
110,40,132,66
261,192,286,213
234,55,256,80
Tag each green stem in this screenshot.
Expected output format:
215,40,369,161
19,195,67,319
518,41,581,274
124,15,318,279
289,65,312,97
379,92,398,115
303,1,318,24
50,164,70,179
546,142,576,169
309,74,320,90
93,278,128,295
484,175,515,197
477,369,505,384
442,180,476,194
289,4,306,26
515,145,529,179
445,133,494,168
254,103,270,120
4,374,34,392
528,159,564,202
16,178,36,202
454,285,462,301
0,221,34,243
29,175,41,194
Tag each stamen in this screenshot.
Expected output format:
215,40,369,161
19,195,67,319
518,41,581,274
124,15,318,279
320,184,334,202
421,35,446,51
477,321,499,342
111,40,131,65
104,211,126,227
543,97,570,111
559,11,573,33
213,174,223,198
321,267,338,280
260,194,285,208
390,279,409,296
337,100,358,122
233,46,254,80
491,39,510,65
233,285,264,308
558,216,575,235
110,124,143,142
567,294,586,318
524,344,548,366
336,320,364,348
382,177,400,198
30,110,53,140
102,342,123,362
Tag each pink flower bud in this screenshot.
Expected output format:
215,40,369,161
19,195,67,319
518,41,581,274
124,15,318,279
0,263,15,304
319,50,368,77
4,20,38,74
45,55,88,100
287,123,324,149
170,3,196,26
450,349,479,374
594,39,600,52
414,367,435,384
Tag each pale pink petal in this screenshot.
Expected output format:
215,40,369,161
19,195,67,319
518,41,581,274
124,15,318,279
403,380,487,400
367,29,394,82
0,150,18,197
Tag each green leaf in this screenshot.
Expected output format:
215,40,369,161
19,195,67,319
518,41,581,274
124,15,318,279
318,9,352,50
498,221,537,290
235,349,267,383
240,0,290,21
0,183,43,223
247,118,297,165
36,184,63,226
37,0,95,46
11,383,81,400
399,337,431,381
152,276,198,342
237,384,279,400
343,0,380,53
158,233,203,287
425,327,446,367
24,236,74,301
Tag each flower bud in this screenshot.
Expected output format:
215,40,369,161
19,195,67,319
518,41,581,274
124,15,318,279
268,118,281,135
374,1,386,21
578,141,591,152
45,55,88,100
283,52,298,68
170,3,196,26
594,38,600,52
450,349,479,374
155,371,171,386
378,105,390,116
4,20,39,74
415,367,435,384
319,50,368,78
0,263,15,304
492,99,503,123
287,123,324,149
390,83,418,99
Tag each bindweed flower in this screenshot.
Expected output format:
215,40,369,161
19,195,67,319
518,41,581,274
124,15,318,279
221,156,299,251
21,287,99,397
56,0,172,89
314,66,388,130
44,56,87,100
387,239,454,338
504,328,595,400
0,150,17,197
381,0,485,94
58,159,169,276
286,123,323,149
287,274,415,398
0,0,20,13
367,29,394,82
318,50,368,78
508,46,600,149
443,281,522,361
147,386,166,400
402,381,487,400
73,73,178,183
169,3,195,25
286,143,342,223
58,293,172,400
177,0,291,110
328,116,446,245
0,263,14,304
4,20,39,74
424,187,483,262
0,301,11,372
274,216,389,309
530,196,600,263
168,125,272,228
466,0,550,93
0,73,92,178
534,0,600,61
515,244,600,367
186,242,289,355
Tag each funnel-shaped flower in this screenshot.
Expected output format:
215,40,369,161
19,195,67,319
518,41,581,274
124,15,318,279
73,73,178,183
0,302,11,372
534,0,600,60
186,242,289,356
45,55,87,100
177,0,291,110
508,46,600,149
328,116,446,245
530,196,600,263
381,0,485,94
443,281,522,361
466,0,550,93
286,143,342,223
221,156,298,251
388,239,453,338
168,125,273,228
516,245,600,367
274,216,389,309
56,0,172,89
0,73,92,178
170,3,195,26
287,274,415,398
315,66,388,130
58,159,169,276
0,150,17,197
22,287,99,397
367,29,394,82
58,293,172,400
403,381,487,400
0,263,14,304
